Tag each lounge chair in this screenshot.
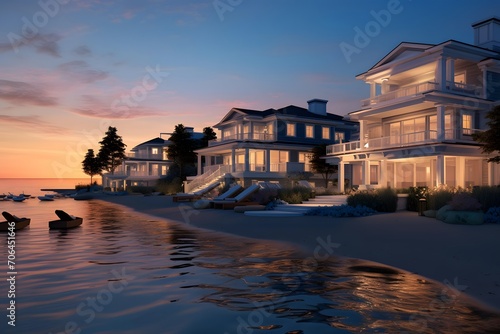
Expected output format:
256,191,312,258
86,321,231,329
212,184,261,210
213,184,243,201
172,181,221,202
1,211,31,231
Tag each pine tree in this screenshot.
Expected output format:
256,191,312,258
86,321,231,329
166,124,197,180
97,126,127,174
82,149,102,184
473,106,500,163
310,144,337,188
200,127,217,148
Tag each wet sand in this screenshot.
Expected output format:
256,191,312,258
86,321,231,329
97,194,500,312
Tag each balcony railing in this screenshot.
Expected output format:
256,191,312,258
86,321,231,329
209,132,277,146
361,81,482,108
127,152,166,160
326,128,481,155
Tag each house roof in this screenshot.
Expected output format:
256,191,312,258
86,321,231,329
213,104,353,128
358,39,500,79
131,137,168,151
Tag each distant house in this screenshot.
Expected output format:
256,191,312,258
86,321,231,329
189,99,358,192
325,17,500,192
103,128,203,190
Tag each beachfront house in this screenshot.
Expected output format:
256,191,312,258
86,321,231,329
102,128,203,190
189,99,358,192
325,17,500,193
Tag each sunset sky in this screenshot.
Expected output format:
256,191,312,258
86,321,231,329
0,0,498,178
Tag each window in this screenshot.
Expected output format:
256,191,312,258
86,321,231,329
152,148,158,155
454,73,465,84
286,123,296,136
305,125,314,138
335,131,345,142
322,127,330,139
462,113,473,135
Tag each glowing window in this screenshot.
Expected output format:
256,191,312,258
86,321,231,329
286,123,296,136
305,125,314,138
322,127,330,139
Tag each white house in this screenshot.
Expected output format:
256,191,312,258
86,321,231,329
325,18,500,192
189,99,358,192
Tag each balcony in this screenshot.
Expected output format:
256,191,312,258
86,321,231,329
127,152,166,160
208,132,277,147
326,128,481,155
361,81,481,108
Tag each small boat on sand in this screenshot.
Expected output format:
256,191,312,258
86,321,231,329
38,195,55,201
49,210,83,229
0,211,31,231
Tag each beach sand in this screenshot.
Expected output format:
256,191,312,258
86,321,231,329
97,194,500,312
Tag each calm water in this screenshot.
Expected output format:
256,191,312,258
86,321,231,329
1,180,500,333
0,178,90,197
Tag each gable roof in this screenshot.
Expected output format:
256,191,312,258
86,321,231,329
369,42,434,70
131,137,168,151
213,104,351,128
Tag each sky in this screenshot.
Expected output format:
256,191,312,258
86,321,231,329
0,0,499,178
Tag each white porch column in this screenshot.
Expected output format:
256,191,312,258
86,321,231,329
380,160,387,187
437,56,447,90
436,155,445,186
338,161,345,193
197,154,202,175
231,148,236,173
359,120,366,146
456,157,465,188
446,58,455,82
244,148,250,172
362,160,370,185
436,104,446,141
488,161,495,186
265,149,271,172
369,82,376,98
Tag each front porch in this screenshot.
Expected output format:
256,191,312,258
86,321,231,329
335,153,499,193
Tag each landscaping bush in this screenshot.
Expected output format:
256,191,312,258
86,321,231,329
427,187,456,211
449,193,482,211
406,187,428,211
277,186,312,204
156,177,182,195
471,186,500,212
347,188,398,212
129,186,156,194
484,207,500,224
305,204,377,217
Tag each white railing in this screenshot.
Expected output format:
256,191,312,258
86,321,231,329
209,132,277,146
127,152,165,160
361,82,438,107
326,128,481,155
361,81,482,108
184,165,231,193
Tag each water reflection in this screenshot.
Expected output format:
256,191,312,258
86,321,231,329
1,200,499,334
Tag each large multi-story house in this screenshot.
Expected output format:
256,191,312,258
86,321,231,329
103,128,202,190
325,17,500,193
189,99,358,192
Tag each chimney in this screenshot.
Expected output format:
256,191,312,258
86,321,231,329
472,17,500,51
307,99,328,116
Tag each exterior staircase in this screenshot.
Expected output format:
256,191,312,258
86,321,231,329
184,165,231,194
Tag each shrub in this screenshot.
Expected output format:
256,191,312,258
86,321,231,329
277,186,312,204
156,177,182,195
305,204,377,217
129,186,156,194
407,187,428,212
427,187,456,211
471,186,500,212
449,193,482,211
347,188,398,212
484,207,500,224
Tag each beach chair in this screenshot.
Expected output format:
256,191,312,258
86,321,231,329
172,181,221,202
213,184,243,201
211,184,261,210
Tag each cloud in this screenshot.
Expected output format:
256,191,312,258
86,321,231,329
58,61,108,84
0,114,70,135
0,80,58,106
0,33,62,57
72,95,165,119
74,45,92,56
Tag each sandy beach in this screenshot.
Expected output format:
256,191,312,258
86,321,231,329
97,194,500,313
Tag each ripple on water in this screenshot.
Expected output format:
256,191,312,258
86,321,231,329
0,199,499,334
